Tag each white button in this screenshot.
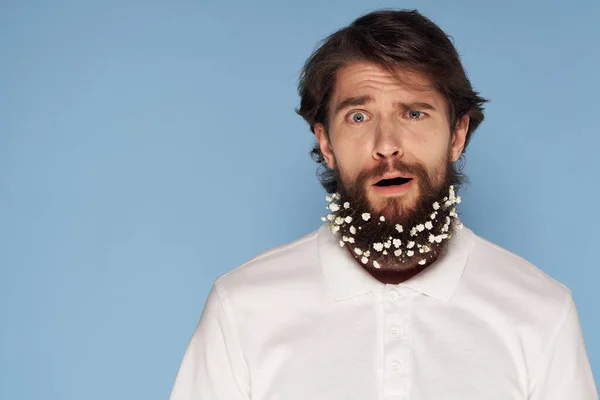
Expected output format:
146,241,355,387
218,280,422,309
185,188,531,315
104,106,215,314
391,361,401,373
390,326,401,338
387,290,399,301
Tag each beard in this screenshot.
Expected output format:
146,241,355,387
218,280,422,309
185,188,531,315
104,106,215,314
324,154,466,280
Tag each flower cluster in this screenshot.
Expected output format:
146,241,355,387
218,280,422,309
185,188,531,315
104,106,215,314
321,186,463,269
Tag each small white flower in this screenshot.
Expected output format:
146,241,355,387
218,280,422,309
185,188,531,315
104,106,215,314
418,259,426,265
329,203,340,212
435,235,443,243
379,215,385,222
429,234,436,243
383,250,388,255
410,227,418,236
361,256,368,264
433,202,440,210
441,233,448,239
407,241,415,249
350,226,357,235
354,248,363,255
394,249,402,257
446,216,451,224
332,193,341,200
395,224,403,233
344,216,352,223
422,245,431,253
384,241,391,249
445,200,452,207
343,201,350,209
430,212,437,220
373,243,384,252
417,224,425,232
339,240,345,247
321,216,327,222
407,250,414,257
456,196,462,204
362,213,371,221
332,225,340,233
348,237,355,243
325,195,332,202
364,250,371,257
335,217,344,225
373,261,381,269
457,222,464,229
441,224,449,233
425,221,433,230
327,214,334,221
393,238,401,248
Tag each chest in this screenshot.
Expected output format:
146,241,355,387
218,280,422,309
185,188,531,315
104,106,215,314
244,291,528,400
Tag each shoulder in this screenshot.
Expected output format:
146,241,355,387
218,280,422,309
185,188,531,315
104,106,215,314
213,227,322,300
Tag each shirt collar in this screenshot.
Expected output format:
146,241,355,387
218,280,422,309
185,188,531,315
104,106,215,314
317,223,474,302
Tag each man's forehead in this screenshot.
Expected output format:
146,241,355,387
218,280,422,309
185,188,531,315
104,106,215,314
332,63,440,102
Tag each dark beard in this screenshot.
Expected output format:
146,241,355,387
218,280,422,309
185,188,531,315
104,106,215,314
327,156,465,283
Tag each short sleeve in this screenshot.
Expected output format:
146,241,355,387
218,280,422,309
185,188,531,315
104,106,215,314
528,292,598,399
169,284,250,400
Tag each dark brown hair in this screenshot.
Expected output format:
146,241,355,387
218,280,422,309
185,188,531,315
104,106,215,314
296,9,488,193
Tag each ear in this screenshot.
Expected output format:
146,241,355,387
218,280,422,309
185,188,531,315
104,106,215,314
314,123,336,169
450,115,470,162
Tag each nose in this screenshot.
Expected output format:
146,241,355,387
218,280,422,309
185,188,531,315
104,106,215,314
372,118,404,160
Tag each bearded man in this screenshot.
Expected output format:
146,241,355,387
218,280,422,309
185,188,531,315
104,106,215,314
169,9,597,399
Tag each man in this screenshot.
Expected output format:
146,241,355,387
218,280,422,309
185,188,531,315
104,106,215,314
170,9,597,399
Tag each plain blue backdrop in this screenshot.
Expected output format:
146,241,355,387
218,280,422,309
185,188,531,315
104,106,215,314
1,1,598,399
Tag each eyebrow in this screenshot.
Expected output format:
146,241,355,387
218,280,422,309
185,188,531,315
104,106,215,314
333,95,438,115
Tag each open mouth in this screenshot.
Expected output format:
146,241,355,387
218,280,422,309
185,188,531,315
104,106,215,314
374,177,413,187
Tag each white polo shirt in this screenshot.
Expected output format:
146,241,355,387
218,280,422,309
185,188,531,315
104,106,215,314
169,224,597,399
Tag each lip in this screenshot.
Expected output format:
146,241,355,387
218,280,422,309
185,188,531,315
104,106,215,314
372,173,414,186
371,175,414,197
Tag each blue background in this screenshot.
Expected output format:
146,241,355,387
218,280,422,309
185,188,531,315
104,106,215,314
1,1,598,398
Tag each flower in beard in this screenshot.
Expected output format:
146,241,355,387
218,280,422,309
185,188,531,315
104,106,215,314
322,156,466,273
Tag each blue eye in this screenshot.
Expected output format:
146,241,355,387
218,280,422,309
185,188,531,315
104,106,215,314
407,110,424,119
349,111,369,123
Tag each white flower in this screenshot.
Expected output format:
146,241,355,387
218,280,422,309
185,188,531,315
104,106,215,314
425,221,433,230
373,243,384,252
456,196,462,204
343,201,350,209
416,224,425,232
410,227,418,236
327,214,334,221
348,237,355,243
430,212,437,220
379,215,385,222
335,217,344,225
393,238,401,248
362,213,371,221
321,216,327,222
407,241,415,249
395,224,403,233
332,225,340,233
407,250,414,257
422,245,431,253
394,249,402,257
329,203,340,212
435,235,443,243
428,234,436,243
339,240,345,247
325,195,332,202
361,256,368,264
344,216,353,223
384,241,391,249
457,222,464,229
445,200,452,207
373,261,381,269
354,248,363,255
446,216,451,224
441,224,449,233
364,250,371,257
433,202,440,210
383,250,388,255
418,259,426,265
349,226,357,235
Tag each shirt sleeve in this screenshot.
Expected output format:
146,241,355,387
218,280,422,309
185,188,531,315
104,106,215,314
528,292,598,399
169,283,251,400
